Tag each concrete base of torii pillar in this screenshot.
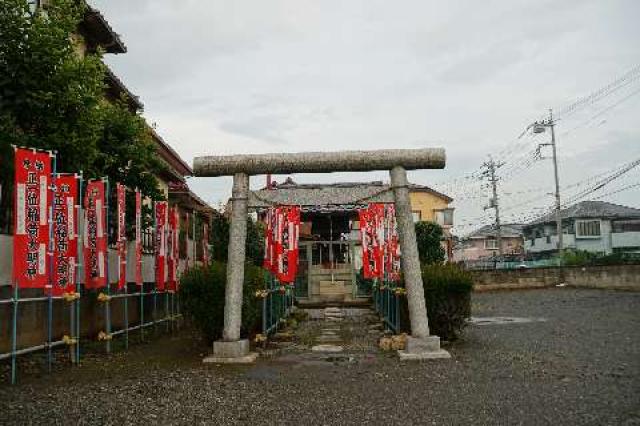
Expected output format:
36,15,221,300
390,166,450,361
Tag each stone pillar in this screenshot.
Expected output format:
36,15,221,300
204,172,257,363
390,166,450,360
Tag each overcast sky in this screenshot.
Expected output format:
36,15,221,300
93,0,640,234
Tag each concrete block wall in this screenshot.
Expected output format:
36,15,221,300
472,264,640,292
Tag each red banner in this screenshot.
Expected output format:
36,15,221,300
359,203,384,279
202,222,209,266
83,180,107,289
263,208,278,274
12,147,52,289
155,201,167,291
383,204,401,282
134,190,143,286
51,175,79,296
116,183,127,290
277,206,300,283
167,206,179,291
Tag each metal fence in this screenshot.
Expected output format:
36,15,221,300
373,279,403,334
260,273,294,339
460,258,561,270
1,283,180,385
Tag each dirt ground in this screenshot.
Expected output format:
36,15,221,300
1,288,639,425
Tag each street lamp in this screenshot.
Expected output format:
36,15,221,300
526,109,563,256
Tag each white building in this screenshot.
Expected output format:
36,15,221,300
523,201,640,255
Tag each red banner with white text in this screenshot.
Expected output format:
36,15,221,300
12,147,53,289
116,183,127,290
383,204,401,282
359,204,384,279
155,201,167,291
263,208,276,273
202,222,209,266
51,174,79,296
135,190,143,286
84,180,107,289
276,206,300,283
167,206,179,291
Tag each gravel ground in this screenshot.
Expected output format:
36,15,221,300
1,288,639,425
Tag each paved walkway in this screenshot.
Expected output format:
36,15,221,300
1,289,639,425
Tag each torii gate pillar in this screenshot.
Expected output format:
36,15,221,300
194,148,451,362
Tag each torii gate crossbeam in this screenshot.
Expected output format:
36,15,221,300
194,148,451,362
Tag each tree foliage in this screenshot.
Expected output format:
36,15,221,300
210,211,265,266
415,221,445,265
0,0,164,231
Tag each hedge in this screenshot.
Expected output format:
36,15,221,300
400,263,472,341
179,261,264,343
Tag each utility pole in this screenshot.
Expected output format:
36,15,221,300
482,157,504,256
532,109,563,254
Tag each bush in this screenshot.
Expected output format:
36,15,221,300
356,267,374,295
180,261,264,343
400,264,472,341
561,249,640,266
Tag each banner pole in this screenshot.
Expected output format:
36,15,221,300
76,172,83,363
153,202,158,332
122,187,129,350
46,153,57,373
138,190,144,342
105,178,111,354
11,283,19,385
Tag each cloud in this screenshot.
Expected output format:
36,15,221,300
90,0,640,231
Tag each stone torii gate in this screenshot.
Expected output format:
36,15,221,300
193,148,451,362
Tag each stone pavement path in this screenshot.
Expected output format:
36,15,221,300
261,306,386,363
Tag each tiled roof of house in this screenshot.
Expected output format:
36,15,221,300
104,66,143,111
528,201,640,225
79,5,126,54
466,223,525,239
250,181,394,209
249,179,452,210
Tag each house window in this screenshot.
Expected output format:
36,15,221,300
412,211,422,222
612,220,640,233
484,239,498,250
434,208,454,227
576,220,601,238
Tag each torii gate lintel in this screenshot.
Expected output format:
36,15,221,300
194,148,451,362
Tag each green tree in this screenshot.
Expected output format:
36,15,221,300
0,0,164,232
415,221,445,265
209,211,265,266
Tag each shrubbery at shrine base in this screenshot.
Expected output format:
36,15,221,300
179,262,264,343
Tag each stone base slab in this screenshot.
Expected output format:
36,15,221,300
203,339,257,363
398,349,451,360
406,336,441,353
203,352,259,364
398,335,451,360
